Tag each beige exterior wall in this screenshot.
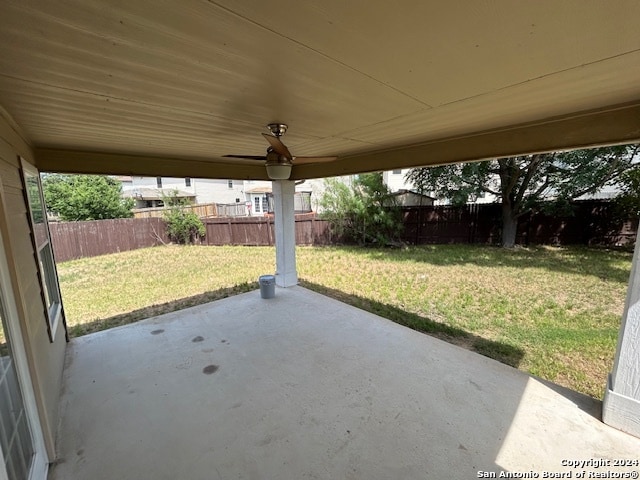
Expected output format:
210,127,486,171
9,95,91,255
0,111,67,458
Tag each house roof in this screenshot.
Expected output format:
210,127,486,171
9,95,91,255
1,1,639,180
391,190,436,200
113,175,133,182
245,187,273,194
123,188,195,201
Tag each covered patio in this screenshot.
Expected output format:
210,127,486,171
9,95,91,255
0,2,639,478
51,286,640,480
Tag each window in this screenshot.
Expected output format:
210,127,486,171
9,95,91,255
392,169,402,174
228,180,233,189
254,196,260,212
21,159,63,341
185,177,191,187
156,177,162,188
262,196,268,212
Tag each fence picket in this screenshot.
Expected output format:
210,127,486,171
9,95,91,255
49,201,637,263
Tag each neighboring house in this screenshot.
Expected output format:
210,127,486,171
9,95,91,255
123,188,196,208
121,176,328,216
125,176,246,207
390,190,435,207
383,169,412,193
113,175,133,191
245,182,314,216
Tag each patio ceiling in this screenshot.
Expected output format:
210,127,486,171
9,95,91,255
1,1,640,180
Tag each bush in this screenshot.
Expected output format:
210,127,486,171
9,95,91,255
162,192,205,244
320,173,403,246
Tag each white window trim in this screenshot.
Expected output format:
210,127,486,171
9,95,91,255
20,159,63,342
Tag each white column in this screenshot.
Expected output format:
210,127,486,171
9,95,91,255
272,180,298,287
603,239,640,438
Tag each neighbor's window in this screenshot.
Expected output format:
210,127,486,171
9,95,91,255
21,159,62,341
393,169,402,174
254,196,260,212
156,177,162,188
261,196,268,212
228,180,233,189
185,177,191,187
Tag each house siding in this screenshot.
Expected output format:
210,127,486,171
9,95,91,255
0,113,66,459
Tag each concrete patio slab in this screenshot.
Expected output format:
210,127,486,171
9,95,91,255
51,286,640,480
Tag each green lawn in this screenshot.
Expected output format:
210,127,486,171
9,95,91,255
57,244,633,399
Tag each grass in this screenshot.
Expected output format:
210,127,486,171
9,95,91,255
56,244,633,399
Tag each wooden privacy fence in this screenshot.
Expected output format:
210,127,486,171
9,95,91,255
132,203,217,219
49,200,637,263
202,214,333,246
50,214,333,262
401,200,638,247
50,217,169,262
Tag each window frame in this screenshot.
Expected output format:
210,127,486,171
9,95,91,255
20,159,63,342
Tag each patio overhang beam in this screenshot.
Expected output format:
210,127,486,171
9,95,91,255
291,101,640,180
34,149,272,181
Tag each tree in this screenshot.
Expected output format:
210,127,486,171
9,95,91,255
162,191,205,244
614,165,640,218
406,144,639,248
42,174,134,221
320,173,402,246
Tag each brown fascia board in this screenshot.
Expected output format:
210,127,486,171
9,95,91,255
34,149,271,181
291,101,640,180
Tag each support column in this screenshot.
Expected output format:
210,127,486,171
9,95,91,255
603,239,640,438
272,180,297,287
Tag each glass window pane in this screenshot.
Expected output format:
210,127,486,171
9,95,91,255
0,337,33,480
22,174,47,249
38,244,60,322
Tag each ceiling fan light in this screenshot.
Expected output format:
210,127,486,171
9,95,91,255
265,163,292,180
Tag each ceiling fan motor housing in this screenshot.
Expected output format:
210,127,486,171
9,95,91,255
265,148,292,179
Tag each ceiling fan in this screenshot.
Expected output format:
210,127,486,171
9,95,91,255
224,123,338,179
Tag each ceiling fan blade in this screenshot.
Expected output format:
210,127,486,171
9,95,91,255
291,156,338,165
223,154,266,161
261,133,292,158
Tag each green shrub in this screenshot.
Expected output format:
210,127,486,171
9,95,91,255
162,192,205,244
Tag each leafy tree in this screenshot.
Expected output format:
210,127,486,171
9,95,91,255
614,165,640,218
162,191,205,244
320,173,402,246
406,145,639,247
42,174,134,221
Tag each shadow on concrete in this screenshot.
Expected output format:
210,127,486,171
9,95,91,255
299,279,525,368
300,279,609,423
52,285,640,480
